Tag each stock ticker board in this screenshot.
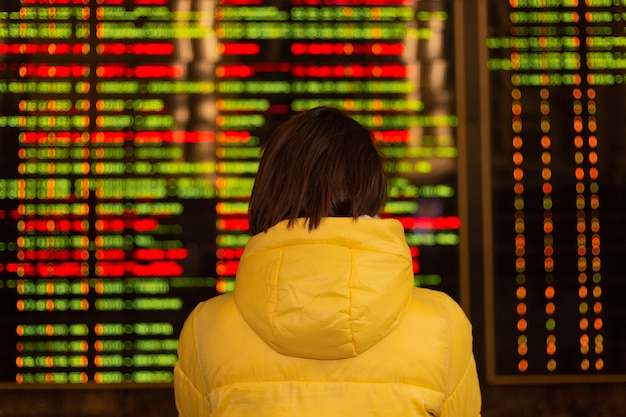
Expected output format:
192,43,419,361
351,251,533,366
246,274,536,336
0,0,462,386
1,0,625,388
483,1,626,383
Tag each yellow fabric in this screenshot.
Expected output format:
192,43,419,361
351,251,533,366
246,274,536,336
174,217,481,417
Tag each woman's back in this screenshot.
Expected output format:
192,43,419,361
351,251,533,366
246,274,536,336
174,218,481,417
174,107,481,416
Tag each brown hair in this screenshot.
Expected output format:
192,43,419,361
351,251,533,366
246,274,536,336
248,106,387,234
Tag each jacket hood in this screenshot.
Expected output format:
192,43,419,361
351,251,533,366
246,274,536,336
233,217,414,360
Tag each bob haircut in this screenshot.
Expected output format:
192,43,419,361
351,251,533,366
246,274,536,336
248,106,387,235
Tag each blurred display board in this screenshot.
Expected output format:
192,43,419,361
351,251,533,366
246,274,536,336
482,0,626,383
0,0,462,386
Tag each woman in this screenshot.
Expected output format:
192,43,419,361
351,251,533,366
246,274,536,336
174,106,482,416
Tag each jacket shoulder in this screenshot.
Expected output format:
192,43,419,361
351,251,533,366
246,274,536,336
202,291,235,308
175,294,240,389
406,287,473,352
409,287,470,322
193,292,234,315
407,287,475,392
178,294,237,349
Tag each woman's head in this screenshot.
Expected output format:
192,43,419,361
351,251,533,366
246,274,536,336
248,106,387,234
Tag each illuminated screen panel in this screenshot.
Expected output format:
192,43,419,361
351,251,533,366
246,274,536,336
483,1,626,383
0,0,462,386
213,0,462,295
0,0,221,386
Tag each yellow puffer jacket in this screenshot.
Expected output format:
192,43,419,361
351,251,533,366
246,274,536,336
174,217,481,417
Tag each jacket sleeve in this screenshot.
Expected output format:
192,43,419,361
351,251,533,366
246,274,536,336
440,299,482,417
174,305,212,417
